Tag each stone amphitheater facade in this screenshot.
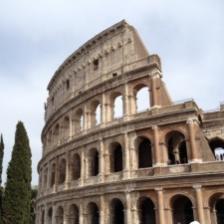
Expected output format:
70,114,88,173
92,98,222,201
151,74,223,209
36,21,224,224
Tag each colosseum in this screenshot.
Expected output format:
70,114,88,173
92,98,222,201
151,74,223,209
36,20,224,224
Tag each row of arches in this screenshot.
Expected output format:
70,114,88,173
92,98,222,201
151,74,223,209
40,133,224,190
40,194,224,224
40,131,190,189
45,86,151,148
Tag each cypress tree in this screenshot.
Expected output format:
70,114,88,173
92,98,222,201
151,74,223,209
0,134,4,223
3,122,32,224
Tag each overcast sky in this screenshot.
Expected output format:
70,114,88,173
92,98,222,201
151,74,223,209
0,0,223,185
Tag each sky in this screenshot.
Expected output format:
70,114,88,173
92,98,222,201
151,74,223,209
0,0,223,185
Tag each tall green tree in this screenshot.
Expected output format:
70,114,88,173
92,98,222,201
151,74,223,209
3,122,32,224
0,134,4,223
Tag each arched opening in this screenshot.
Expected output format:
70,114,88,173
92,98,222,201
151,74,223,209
137,137,153,168
166,131,188,165
138,197,156,224
112,94,123,119
62,116,70,141
90,101,101,127
53,124,60,145
110,142,123,172
41,210,45,224
209,193,224,224
209,138,224,161
56,206,64,224
71,154,81,180
58,159,66,184
44,168,48,188
75,109,84,133
135,85,150,113
47,207,53,224
50,163,56,187
110,198,125,224
69,204,79,224
47,130,52,146
88,149,99,177
87,202,99,224
172,195,194,224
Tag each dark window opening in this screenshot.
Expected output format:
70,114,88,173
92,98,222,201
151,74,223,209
172,196,194,224
69,205,79,224
139,198,156,224
93,59,99,70
89,149,99,176
111,199,124,224
111,143,123,172
113,73,117,77
58,159,66,184
216,199,224,224
138,138,152,168
72,154,81,180
209,138,224,161
166,132,188,165
88,203,99,224
51,97,54,105
66,79,70,90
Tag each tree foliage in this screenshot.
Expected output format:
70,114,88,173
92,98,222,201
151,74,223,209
3,122,32,224
0,134,4,223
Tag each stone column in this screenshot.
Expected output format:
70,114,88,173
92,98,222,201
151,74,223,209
124,83,130,119
54,156,59,192
126,192,132,224
52,204,57,224
152,125,161,166
100,195,107,224
101,93,107,124
83,105,90,130
156,188,165,224
124,132,131,178
194,185,205,223
80,149,86,186
47,162,51,191
65,151,70,189
69,114,73,139
187,118,201,162
151,73,161,107
99,138,105,182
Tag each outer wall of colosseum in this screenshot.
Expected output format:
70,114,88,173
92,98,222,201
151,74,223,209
36,20,224,224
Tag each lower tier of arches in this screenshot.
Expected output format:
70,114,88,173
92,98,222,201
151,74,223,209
36,185,224,224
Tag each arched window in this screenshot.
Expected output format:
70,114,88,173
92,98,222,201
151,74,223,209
216,199,224,224
172,195,194,224
69,204,79,224
62,116,70,141
135,85,150,113
47,207,53,224
112,94,123,119
138,197,156,224
50,163,56,187
110,142,123,172
53,124,60,145
87,202,99,224
58,159,66,184
209,138,224,161
88,149,99,177
47,130,52,146
90,101,101,127
71,154,81,180
137,137,153,168
56,206,64,224
74,109,84,133
110,199,124,224
166,131,188,165
44,168,48,188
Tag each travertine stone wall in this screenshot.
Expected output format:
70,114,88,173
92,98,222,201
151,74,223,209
36,21,224,224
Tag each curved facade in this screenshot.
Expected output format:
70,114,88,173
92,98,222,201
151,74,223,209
36,20,224,224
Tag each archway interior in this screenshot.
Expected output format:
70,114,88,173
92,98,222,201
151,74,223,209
56,207,64,224
69,205,79,224
50,164,56,187
216,199,224,224
88,203,99,224
209,138,224,161
111,199,124,224
138,138,152,168
48,208,53,224
89,149,99,176
111,143,123,172
166,132,188,165
59,159,66,184
72,154,81,180
139,197,156,224
172,196,194,224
